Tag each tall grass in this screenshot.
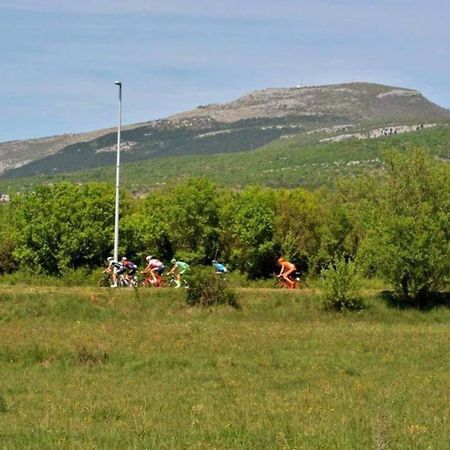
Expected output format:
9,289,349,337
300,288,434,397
0,287,448,449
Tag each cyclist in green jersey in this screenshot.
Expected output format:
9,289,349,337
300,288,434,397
168,258,190,288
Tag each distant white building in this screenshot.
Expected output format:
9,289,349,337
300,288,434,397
0,194,10,203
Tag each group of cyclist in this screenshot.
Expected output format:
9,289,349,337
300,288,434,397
103,254,297,288
103,256,190,288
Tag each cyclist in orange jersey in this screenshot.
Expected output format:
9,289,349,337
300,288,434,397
277,257,297,289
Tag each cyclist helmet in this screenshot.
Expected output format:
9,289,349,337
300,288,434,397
107,256,113,262
121,256,127,261
146,255,154,261
171,258,176,264
212,259,217,264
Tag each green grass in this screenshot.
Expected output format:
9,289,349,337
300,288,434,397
0,286,449,449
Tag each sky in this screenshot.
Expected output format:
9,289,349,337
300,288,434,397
1,0,449,142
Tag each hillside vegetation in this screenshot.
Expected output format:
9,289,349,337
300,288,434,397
1,123,449,193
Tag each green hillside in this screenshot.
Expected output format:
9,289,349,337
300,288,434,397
1,124,449,193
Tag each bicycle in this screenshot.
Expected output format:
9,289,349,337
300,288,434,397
168,275,189,288
276,272,301,289
98,273,114,288
119,273,140,288
98,268,140,288
141,272,165,288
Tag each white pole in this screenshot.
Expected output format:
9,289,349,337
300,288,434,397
113,81,122,262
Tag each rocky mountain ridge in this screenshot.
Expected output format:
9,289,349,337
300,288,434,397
1,82,449,179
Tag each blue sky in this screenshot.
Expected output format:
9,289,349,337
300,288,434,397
1,0,449,142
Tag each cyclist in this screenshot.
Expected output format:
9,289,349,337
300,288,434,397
168,258,190,288
102,256,122,288
142,255,165,286
277,257,297,289
120,256,138,284
212,259,227,274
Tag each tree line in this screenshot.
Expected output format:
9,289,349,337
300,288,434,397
0,148,448,303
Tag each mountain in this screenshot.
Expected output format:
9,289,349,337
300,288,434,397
1,82,450,179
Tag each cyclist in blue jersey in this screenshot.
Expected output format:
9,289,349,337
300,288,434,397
120,257,138,284
212,259,227,274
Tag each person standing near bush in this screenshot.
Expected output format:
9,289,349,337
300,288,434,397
277,257,297,289
168,258,190,288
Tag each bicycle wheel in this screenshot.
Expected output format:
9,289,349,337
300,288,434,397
98,275,111,288
130,277,140,288
156,275,165,287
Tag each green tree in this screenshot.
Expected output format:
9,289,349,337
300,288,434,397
273,188,325,263
358,148,450,303
146,178,220,264
0,203,17,274
223,186,277,278
11,182,119,274
120,206,172,264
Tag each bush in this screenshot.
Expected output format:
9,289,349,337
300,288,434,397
60,268,98,286
0,268,98,287
0,269,60,286
320,257,363,311
0,394,6,414
0,237,17,275
185,266,239,308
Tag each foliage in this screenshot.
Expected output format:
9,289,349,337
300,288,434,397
0,204,17,274
120,209,172,263
358,149,450,303
2,124,450,193
185,266,238,308
0,144,449,299
10,182,119,275
320,256,363,311
0,237,17,275
273,188,325,261
151,178,220,264
223,187,278,278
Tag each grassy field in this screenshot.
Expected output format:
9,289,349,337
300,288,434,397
0,287,449,449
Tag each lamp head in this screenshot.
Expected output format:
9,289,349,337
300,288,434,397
114,81,122,86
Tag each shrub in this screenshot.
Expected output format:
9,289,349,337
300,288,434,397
320,257,363,311
0,269,60,286
0,237,17,275
185,266,239,308
60,268,98,286
0,394,6,414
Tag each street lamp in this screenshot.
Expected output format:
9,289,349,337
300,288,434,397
113,81,122,262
